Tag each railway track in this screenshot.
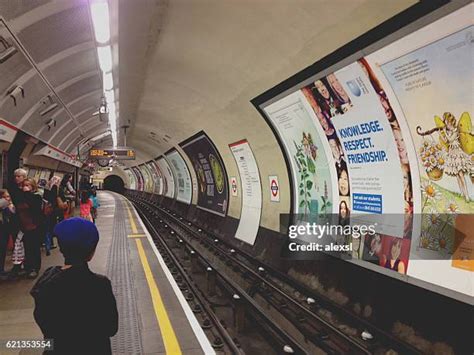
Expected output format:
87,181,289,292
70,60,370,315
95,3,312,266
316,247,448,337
133,198,308,354
128,192,421,355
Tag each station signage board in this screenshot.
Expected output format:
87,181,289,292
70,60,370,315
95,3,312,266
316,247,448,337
89,148,135,160
0,119,18,143
269,175,280,202
229,139,262,245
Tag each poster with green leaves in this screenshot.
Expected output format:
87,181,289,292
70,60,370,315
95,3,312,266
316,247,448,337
264,91,334,221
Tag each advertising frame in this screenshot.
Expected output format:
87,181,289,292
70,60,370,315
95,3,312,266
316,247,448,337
179,130,230,217
250,0,471,303
164,147,194,205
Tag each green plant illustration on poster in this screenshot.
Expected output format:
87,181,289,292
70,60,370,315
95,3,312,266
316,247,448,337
320,181,332,214
293,132,331,219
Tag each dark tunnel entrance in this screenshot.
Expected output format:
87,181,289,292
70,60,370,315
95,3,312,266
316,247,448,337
103,175,125,194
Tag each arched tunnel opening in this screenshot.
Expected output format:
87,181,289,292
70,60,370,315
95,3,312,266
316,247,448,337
103,175,125,194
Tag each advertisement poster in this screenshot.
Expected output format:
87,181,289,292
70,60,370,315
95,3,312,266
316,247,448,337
125,168,136,190
138,164,152,193
131,166,143,191
365,4,473,295
180,132,229,217
157,157,175,199
295,58,415,273
263,91,336,222
145,161,158,194
165,149,193,204
229,139,262,245
378,28,473,212
143,164,155,193
149,160,164,195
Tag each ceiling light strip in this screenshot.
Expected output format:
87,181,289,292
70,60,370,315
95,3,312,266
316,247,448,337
90,0,118,148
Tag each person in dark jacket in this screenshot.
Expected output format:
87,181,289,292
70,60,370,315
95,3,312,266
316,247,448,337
30,218,118,354
8,168,27,205
0,190,16,280
17,178,44,278
43,176,62,255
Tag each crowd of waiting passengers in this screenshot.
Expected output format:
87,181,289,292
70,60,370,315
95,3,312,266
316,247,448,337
1,169,118,354
0,169,100,280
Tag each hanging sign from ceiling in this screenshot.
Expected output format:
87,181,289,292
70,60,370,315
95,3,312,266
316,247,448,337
0,119,18,143
89,148,136,160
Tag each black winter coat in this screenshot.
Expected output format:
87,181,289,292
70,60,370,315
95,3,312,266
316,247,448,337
30,263,118,354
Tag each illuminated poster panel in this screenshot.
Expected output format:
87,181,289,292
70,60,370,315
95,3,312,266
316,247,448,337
125,168,136,190
301,62,413,261
143,164,155,193
138,165,151,193
157,157,175,199
365,4,473,296
263,91,336,220
180,132,229,217
129,168,139,190
151,160,164,195
131,166,143,191
229,139,262,245
138,165,149,192
165,149,192,204
258,2,472,301
146,161,161,195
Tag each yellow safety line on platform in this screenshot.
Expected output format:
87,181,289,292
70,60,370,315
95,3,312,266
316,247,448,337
128,234,146,238
135,238,182,355
125,202,138,234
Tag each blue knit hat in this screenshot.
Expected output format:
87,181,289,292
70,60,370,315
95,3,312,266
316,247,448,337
54,217,99,264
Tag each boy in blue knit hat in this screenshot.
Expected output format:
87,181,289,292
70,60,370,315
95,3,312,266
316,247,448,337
30,218,118,354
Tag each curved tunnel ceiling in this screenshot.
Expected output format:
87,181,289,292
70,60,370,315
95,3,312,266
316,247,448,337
0,0,110,155
1,0,416,164
120,0,417,167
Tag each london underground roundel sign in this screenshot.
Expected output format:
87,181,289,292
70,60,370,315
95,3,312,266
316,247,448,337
269,175,279,202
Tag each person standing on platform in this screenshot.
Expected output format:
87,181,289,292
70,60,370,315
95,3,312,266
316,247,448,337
7,169,29,277
90,189,100,223
30,218,118,354
8,168,27,206
43,176,62,256
79,190,93,222
0,190,17,280
60,174,76,219
16,178,44,279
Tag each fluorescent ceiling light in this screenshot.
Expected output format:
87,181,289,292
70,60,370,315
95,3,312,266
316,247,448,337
90,2,110,44
109,111,117,131
112,131,117,148
108,102,116,115
104,90,114,104
97,45,112,72
103,72,113,91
